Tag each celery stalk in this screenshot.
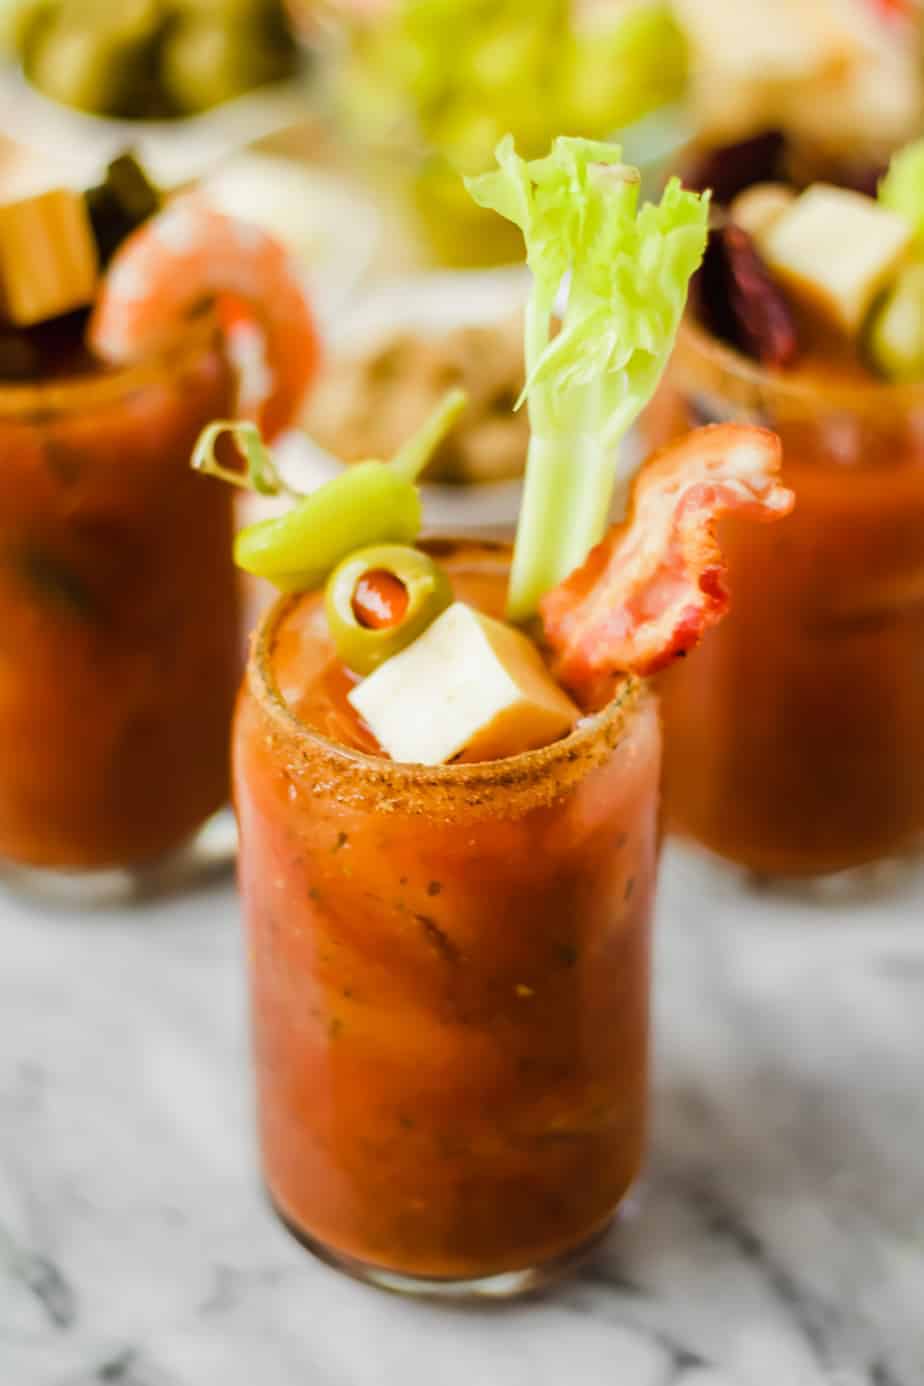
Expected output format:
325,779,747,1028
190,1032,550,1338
508,432,613,623
466,136,709,620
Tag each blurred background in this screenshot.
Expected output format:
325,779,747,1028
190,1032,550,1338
5,0,920,508
4,9,924,1381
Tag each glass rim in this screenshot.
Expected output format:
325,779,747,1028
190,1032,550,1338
678,316,924,413
246,553,649,804
0,316,222,420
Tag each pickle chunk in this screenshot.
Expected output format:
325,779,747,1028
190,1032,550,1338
866,262,924,383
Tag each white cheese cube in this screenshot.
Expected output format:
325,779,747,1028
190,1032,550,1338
348,601,579,766
760,185,913,336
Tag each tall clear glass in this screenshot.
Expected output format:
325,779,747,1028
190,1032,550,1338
234,542,661,1296
646,321,924,879
0,322,239,896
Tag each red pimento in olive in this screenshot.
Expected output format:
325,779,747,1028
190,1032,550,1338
325,544,454,677
352,570,410,630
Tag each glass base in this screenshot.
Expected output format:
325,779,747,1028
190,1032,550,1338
745,850,923,905
270,1193,617,1301
672,833,924,905
0,806,238,908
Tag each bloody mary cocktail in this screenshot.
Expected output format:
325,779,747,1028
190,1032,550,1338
235,540,661,1289
217,136,786,1295
648,320,924,878
0,160,318,882
643,123,924,877
0,318,239,871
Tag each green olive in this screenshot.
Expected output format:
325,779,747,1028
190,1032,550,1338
173,0,283,19
8,0,56,63
26,0,162,114
28,22,132,113
325,545,453,677
161,16,295,114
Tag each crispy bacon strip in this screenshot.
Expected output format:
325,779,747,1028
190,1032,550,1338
540,424,793,694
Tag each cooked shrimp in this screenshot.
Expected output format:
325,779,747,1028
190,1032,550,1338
89,194,320,439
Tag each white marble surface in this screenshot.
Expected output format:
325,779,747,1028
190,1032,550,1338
2,844,923,1386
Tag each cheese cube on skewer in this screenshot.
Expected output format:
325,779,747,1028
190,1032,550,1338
0,187,99,327
348,602,579,766
758,185,913,336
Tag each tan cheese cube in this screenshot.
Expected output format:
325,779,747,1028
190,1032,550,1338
0,187,99,327
729,183,795,240
348,601,579,766
759,185,912,336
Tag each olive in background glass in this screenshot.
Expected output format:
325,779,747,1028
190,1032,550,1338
161,11,295,114
6,0,55,58
24,0,165,116
173,0,285,18
19,0,298,118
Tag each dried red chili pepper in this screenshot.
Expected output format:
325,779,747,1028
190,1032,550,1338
698,224,800,369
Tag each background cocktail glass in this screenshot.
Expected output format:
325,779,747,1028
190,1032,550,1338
0,319,240,899
647,320,924,880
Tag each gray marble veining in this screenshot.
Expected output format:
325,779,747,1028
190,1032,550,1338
2,845,923,1386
